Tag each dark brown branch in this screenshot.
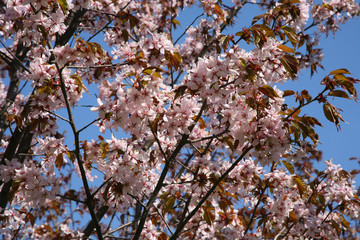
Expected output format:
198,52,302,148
82,205,109,240
196,1,246,61
132,99,208,240
55,9,87,47
0,6,88,214
243,180,269,236
169,145,254,240
0,124,33,212
55,62,103,240
0,41,29,140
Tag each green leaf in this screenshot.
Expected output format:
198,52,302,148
203,207,215,226
165,196,175,212
257,217,264,227
223,190,238,200
192,116,206,129
337,79,357,99
235,31,244,37
253,24,275,37
323,103,338,124
293,175,305,197
174,85,187,100
328,90,351,99
99,140,109,159
122,29,129,42
8,180,21,204
129,15,139,29
301,90,312,102
67,151,76,163
281,26,297,48
252,14,264,25
143,67,162,79
340,215,350,229
282,161,295,174
318,194,325,205
172,19,180,29
158,232,169,240
296,121,310,138
333,74,348,81
300,116,322,127
25,212,36,226
222,136,234,151
330,68,350,75
151,113,163,134
165,51,182,71
280,54,298,79
57,0,68,14
218,200,228,210
289,210,298,222
71,74,89,94
332,220,341,236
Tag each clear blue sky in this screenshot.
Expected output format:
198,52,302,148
279,17,360,177
56,2,360,190
176,3,360,183
40,1,360,234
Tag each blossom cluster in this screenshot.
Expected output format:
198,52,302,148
312,0,360,34
0,0,359,239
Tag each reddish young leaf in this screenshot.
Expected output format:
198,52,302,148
328,90,351,99
283,90,295,97
278,44,295,53
258,85,280,99
55,153,64,171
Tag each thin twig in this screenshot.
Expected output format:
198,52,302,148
132,100,208,240
174,14,204,45
104,217,141,236
56,194,86,204
153,204,174,235
0,39,31,73
170,145,253,240
91,177,112,198
54,59,104,240
148,120,168,162
243,180,269,237
87,20,113,42
66,64,120,69
78,118,100,133
44,109,70,123
11,208,33,240
190,127,229,143
284,87,327,121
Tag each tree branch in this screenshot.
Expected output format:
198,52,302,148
55,61,104,240
169,144,254,239
132,99,208,240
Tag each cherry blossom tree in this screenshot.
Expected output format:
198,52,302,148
1,0,360,239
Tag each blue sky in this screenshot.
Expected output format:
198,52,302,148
1,1,356,183
174,3,360,185
74,3,360,184
55,2,360,236
1,1,359,236
278,17,360,176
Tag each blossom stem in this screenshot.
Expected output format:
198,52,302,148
170,145,254,240
56,62,104,240
132,100,208,240
243,180,269,237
